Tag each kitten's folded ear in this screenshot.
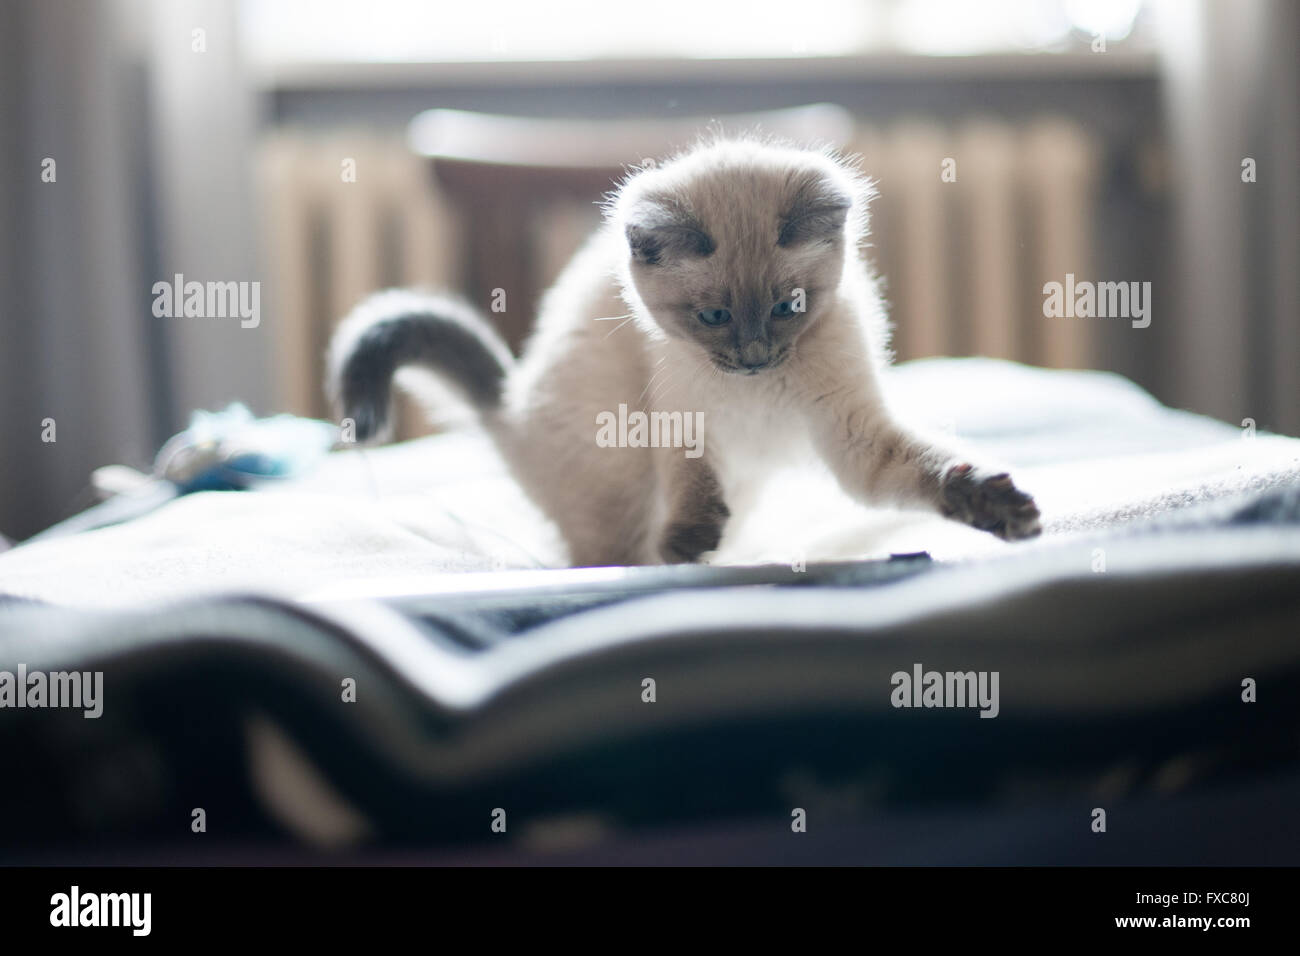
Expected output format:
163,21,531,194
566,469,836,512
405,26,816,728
778,174,853,247
624,200,716,266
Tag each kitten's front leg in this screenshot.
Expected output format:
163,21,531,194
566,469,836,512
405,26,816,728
655,451,731,563
806,389,1041,541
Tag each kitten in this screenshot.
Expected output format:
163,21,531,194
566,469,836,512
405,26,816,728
328,138,1040,566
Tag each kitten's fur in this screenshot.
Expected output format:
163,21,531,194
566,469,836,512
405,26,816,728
329,138,1040,566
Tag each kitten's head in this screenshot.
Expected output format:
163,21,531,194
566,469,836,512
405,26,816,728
610,139,870,375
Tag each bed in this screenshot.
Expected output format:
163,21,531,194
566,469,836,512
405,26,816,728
2,358,1299,864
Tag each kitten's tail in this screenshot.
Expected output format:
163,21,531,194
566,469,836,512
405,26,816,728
327,289,514,441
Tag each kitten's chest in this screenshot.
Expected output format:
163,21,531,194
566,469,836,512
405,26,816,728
697,382,814,499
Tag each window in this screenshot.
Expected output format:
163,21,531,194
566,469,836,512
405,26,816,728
240,0,1148,65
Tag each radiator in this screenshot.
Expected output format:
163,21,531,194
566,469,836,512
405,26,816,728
258,117,1099,429
258,132,462,429
853,117,1100,368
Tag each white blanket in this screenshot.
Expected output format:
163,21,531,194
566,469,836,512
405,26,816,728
2,359,1297,607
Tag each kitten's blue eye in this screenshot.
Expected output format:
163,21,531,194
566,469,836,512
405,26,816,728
697,308,731,327
771,300,796,318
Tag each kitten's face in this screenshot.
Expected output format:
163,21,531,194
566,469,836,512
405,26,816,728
617,144,860,375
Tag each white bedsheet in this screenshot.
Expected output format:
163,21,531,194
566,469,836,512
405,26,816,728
2,359,1297,607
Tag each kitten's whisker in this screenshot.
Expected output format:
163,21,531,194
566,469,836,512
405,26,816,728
649,375,678,407
648,364,680,405
603,315,637,339
638,366,669,405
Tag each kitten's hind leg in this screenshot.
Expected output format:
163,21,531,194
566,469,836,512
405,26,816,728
656,453,731,564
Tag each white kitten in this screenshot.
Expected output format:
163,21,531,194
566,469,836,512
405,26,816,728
329,138,1040,566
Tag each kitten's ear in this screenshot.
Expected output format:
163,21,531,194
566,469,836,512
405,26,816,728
778,175,852,247
624,201,715,265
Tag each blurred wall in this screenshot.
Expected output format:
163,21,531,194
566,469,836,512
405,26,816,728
0,0,157,541
148,0,270,432
1158,0,1299,435
0,0,265,540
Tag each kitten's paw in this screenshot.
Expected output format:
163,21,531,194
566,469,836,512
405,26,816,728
939,463,1041,541
658,499,730,564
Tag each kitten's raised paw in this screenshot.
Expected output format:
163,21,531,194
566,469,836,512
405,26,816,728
939,463,1041,541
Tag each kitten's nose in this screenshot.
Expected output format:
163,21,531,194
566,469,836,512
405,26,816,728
739,342,771,369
